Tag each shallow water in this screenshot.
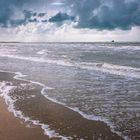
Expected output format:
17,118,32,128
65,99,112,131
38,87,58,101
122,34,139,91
0,42,140,140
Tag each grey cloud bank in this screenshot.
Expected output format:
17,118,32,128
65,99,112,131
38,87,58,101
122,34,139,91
65,0,140,30
0,0,50,27
49,12,75,22
0,0,140,30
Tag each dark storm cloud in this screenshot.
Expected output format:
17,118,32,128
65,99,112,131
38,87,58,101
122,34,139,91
23,10,36,19
6,10,45,27
41,20,48,23
0,0,48,27
0,0,140,30
0,0,34,27
49,12,75,22
28,18,39,23
65,0,140,30
38,13,46,17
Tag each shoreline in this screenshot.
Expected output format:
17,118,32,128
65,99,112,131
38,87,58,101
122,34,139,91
0,71,124,140
0,97,57,140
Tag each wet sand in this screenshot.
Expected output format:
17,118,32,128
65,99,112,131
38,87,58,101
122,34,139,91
0,71,124,140
0,97,59,140
0,72,57,140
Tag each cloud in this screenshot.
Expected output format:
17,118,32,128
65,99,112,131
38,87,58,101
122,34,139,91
0,0,50,27
0,0,33,27
28,18,39,23
0,0,140,31
49,12,75,22
1,22,139,42
51,2,64,6
41,20,48,23
38,13,46,17
0,7,47,27
64,0,140,30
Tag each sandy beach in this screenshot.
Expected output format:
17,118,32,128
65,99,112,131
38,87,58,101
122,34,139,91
0,71,124,140
0,97,57,140
0,72,57,140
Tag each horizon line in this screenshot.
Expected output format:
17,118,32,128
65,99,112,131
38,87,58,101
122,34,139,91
0,41,140,43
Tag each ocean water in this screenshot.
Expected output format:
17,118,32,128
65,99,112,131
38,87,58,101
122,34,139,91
0,42,140,140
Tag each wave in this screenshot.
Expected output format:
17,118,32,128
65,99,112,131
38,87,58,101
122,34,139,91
0,71,71,140
0,53,73,66
80,62,140,79
110,45,140,51
0,53,140,79
37,49,48,55
0,70,129,140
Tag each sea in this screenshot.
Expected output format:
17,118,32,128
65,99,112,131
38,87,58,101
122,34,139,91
0,42,140,140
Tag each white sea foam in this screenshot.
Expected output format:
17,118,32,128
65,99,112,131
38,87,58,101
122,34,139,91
80,63,140,78
112,45,140,51
0,53,73,67
0,70,129,140
0,71,70,140
0,53,140,79
37,49,48,55
41,88,129,140
42,87,109,121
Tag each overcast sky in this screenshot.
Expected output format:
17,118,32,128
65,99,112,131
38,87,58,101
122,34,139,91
0,0,140,42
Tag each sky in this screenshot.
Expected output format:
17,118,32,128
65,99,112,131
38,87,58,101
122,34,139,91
0,0,140,42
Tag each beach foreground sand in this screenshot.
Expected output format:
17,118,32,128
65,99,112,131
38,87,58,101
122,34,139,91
0,72,57,140
0,97,59,140
0,71,124,140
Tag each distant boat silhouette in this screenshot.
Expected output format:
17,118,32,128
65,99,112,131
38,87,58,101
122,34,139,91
111,40,115,43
